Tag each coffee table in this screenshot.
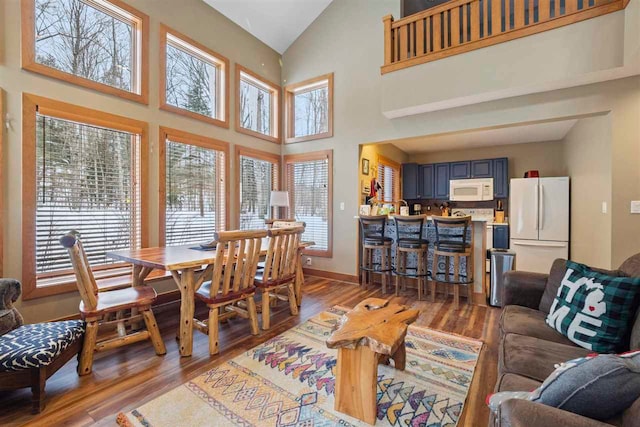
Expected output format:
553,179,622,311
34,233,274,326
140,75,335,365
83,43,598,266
326,298,419,425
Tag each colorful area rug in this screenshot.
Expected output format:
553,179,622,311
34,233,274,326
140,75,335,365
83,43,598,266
116,306,483,426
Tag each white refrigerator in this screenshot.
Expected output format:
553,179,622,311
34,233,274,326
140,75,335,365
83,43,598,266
510,177,569,274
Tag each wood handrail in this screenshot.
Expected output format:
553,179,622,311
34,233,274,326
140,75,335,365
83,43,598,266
381,0,629,74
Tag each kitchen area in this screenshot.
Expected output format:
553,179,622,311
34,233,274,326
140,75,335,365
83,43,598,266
358,121,576,306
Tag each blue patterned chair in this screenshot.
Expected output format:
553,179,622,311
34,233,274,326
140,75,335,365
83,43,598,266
0,279,85,413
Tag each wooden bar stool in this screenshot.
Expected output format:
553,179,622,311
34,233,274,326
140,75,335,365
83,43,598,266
359,215,393,293
392,215,429,300
431,215,474,308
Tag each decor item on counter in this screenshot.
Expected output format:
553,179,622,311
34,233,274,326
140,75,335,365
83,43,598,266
361,179,371,195
439,202,451,216
400,206,409,216
545,260,640,353
359,205,371,216
413,203,422,214
269,190,290,219
361,157,370,175
524,170,540,178
495,200,505,223
370,205,379,216
116,306,482,427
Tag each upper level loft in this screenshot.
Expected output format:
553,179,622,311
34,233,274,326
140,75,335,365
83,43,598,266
381,0,632,73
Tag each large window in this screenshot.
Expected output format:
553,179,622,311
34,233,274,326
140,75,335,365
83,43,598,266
377,156,401,203
285,150,333,257
160,127,228,246
284,73,333,143
22,0,149,103
236,146,280,230
160,25,229,128
236,65,280,144
22,94,148,299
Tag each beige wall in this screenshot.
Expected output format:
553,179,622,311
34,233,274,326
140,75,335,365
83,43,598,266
282,0,640,276
359,143,409,205
0,0,282,322
563,115,613,269
410,140,567,180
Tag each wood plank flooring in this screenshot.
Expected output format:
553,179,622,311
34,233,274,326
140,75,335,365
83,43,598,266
0,277,500,427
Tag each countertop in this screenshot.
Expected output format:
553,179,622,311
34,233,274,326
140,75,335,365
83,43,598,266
354,215,508,225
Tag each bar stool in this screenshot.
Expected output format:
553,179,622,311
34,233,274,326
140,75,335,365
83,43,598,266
431,215,474,308
359,215,393,293
393,215,429,300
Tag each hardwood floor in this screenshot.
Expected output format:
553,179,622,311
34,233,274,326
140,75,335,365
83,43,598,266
0,277,500,427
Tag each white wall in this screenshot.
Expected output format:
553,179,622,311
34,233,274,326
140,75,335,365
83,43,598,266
282,0,640,276
563,115,613,268
0,0,282,322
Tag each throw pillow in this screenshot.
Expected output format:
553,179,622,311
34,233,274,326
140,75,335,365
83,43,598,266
487,351,640,420
545,261,640,352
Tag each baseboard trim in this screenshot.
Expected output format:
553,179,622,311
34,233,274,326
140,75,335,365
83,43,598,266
50,289,182,322
303,268,359,284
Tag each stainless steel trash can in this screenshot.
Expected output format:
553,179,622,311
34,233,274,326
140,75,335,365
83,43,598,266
489,249,516,307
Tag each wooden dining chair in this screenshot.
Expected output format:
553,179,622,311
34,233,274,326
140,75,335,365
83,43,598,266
269,221,307,306
194,229,268,355
264,218,297,229
255,226,304,330
59,231,166,376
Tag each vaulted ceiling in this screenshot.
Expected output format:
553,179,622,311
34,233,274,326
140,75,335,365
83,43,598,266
203,0,334,54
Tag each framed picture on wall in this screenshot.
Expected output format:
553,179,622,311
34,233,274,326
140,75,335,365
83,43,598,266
361,179,371,194
361,158,370,175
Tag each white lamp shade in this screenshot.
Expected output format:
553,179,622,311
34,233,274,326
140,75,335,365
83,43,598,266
269,191,290,208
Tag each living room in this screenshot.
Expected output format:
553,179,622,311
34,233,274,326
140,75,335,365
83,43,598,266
1,0,639,426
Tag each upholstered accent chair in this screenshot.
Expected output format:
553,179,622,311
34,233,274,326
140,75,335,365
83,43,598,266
0,279,85,413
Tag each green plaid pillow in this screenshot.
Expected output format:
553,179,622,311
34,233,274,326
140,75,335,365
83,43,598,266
546,261,640,353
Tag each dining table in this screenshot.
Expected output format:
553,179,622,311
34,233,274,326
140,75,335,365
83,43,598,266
106,239,314,357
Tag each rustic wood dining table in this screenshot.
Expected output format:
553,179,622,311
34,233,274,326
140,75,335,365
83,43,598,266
106,239,314,357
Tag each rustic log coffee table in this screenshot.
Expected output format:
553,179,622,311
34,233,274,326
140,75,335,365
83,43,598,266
326,298,419,425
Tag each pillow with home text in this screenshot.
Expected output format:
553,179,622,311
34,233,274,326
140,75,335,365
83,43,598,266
545,261,640,353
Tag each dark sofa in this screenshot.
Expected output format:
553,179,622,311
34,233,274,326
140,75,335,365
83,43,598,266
492,254,640,427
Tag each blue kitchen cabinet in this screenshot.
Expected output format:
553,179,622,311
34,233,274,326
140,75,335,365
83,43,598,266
434,163,450,199
471,159,493,178
493,224,509,249
450,161,471,179
419,164,434,199
402,163,419,199
493,157,509,198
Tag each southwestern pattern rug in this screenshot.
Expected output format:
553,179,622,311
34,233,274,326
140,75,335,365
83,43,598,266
116,306,483,426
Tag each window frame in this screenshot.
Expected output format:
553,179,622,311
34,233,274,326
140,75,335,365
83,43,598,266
235,64,281,144
158,126,230,246
159,24,230,129
284,150,333,257
284,73,334,144
377,155,401,203
22,93,149,300
234,145,281,229
21,0,149,104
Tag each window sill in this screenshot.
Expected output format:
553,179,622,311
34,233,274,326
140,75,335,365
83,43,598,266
236,125,280,144
160,103,229,129
285,131,333,144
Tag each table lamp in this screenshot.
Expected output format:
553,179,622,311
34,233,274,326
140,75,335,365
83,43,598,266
269,190,290,219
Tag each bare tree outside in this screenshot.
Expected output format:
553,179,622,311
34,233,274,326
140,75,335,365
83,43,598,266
289,160,329,250
34,0,134,91
165,42,216,118
239,157,274,230
294,86,329,138
35,114,139,274
165,140,221,246
239,77,271,135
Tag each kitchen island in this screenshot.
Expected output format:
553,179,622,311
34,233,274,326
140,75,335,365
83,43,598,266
356,215,489,301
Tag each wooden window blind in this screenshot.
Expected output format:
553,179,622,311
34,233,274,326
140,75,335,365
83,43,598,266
377,157,400,203
164,136,226,246
285,150,333,257
34,113,142,282
238,154,279,230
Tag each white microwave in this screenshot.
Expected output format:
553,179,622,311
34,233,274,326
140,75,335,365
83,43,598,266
449,178,494,201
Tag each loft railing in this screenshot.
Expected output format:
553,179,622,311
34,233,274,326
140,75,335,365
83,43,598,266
382,0,630,74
